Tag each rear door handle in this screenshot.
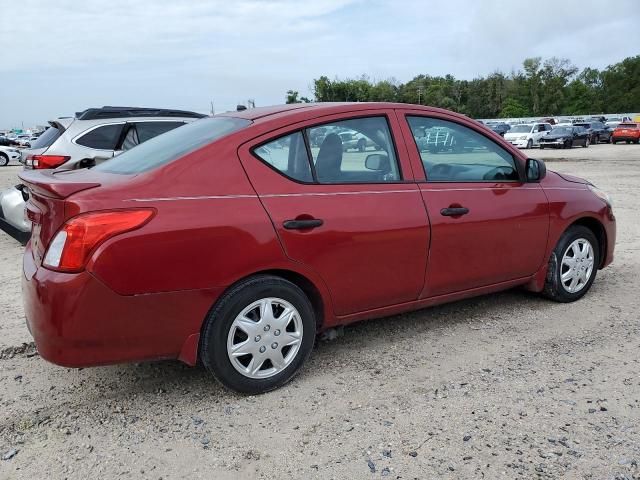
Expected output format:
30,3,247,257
440,207,469,217
283,219,324,230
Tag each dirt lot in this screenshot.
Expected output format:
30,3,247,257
1,144,639,479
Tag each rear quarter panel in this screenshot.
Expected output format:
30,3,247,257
71,140,290,295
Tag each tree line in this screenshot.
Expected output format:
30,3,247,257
285,55,640,118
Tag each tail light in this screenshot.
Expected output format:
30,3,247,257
43,209,155,272
26,154,70,169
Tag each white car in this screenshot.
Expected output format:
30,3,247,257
0,145,20,166
503,122,553,149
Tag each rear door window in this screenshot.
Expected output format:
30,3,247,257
306,116,401,183
253,132,313,182
76,124,124,150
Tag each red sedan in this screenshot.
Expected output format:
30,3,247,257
20,103,616,394
611,122,640,144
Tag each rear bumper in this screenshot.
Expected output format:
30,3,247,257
612,136,639,142
22,246,222,367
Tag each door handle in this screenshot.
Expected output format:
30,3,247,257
283,219,324,230
440,207,469,217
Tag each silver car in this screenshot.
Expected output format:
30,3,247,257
1,106,206,242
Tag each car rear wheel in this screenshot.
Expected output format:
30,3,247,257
200,275,316,394
543,225,599,303
0,153,9,166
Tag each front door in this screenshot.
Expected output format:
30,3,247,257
238,111,430,316
399,111,549,297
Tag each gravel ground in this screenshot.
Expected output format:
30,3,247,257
1,144,639,479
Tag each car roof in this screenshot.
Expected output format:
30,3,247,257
219,102,473,122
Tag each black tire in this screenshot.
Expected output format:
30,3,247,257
583,137,590,148
526,139,533,149
542,225,599,303
540,144,545,150
595,135,600,144
567,140,573,149
635,139,639,144
612,139,617,144
200,275,316,394
627,140,631,144
0,153,9,166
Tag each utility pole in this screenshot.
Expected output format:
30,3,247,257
210,101,215,116
417,86,424,105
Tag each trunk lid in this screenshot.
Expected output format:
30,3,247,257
18,169,106,264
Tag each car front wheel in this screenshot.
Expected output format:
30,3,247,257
200,275,316,394
543,225,599,303
0,153,9,166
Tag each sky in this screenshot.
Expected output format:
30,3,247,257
1,0,639,129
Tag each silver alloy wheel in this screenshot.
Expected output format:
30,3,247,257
227,297,303,379
560,238,595,293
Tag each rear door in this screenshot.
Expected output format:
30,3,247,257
397,110,549,297
238,110,430,316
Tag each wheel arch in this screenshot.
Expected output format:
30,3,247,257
186,268,330,367
568,216,607,268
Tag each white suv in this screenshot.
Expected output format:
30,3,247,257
1,106,205,242
504,122,553,149
21,106,205,170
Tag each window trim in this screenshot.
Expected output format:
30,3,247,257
405,114,525,184
250,114,409,186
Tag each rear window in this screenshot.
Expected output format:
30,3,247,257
618,123,638,129
94,116,250,174
30,125,63,149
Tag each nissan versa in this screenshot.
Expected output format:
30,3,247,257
20,103,616,394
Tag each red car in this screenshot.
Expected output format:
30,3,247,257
611,123,640,144
20,103,616,394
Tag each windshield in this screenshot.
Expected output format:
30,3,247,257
552,127,572,135
95,116,250,174
509,125,532,133
30,125,62,149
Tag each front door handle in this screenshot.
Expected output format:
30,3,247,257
440,207,469,217
283,219,324,230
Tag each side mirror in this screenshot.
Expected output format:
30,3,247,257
526,158,546,182
365,153,389,171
